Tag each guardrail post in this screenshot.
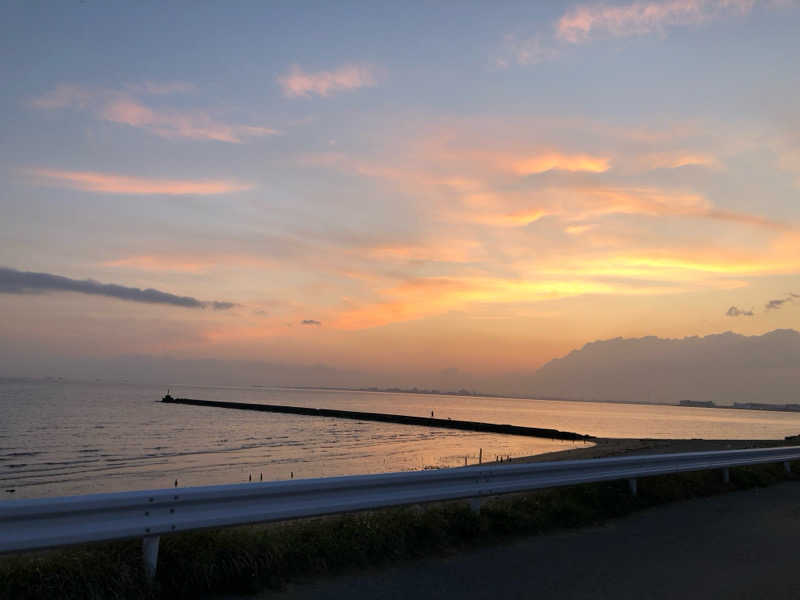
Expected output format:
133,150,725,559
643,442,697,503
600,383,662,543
142,535,160,580
628,478,637,496
469,497,482,514
722,467,730,484
784,461,792,474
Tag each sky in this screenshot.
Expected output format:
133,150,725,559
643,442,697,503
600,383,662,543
2,0,800,388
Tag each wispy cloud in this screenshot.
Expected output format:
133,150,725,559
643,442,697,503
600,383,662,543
332,275,685,330
100,98,278,142
102,256,214,273
556,0,756,44
312,144,780,230
765,292,799,310
301,319,322,326
504,152,611,175
499,0,761,68
726,306,754,317
123,81,195,95
29,169,253,195
496,34,560,67
32,84,95,109
282,117,798,331
278,64,378,98
635,151,722,170
32,83,278,143
0,267,235,310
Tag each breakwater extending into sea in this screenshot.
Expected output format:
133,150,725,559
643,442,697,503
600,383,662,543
161,395,594,441
7,380,800,500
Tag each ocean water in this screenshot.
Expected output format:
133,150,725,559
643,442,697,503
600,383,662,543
3,379,800,500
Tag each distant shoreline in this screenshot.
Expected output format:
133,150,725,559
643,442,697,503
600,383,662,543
277,385,800,414
276,384,608,404
5,377,798,415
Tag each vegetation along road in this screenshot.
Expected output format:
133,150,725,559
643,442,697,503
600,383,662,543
253,482,800,600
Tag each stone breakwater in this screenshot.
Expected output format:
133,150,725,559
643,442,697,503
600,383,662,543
161,396,594,441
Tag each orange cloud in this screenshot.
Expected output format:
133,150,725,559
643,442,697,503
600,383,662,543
366,240,484,263
508,152,610,175
305,141,781,232
425,143,611,177
564,224,597,235
102,256,212,273
560,187,786,229
29,169,252,195
278,64,377,98
464,209,552,227
332,275,685,330
101,253,276,273
636,152,721,170
556,0,755,44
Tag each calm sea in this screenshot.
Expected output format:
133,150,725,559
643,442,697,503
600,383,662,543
3,379,800,500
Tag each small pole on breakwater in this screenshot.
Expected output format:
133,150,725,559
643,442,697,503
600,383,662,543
260,472,263,481
464,456,468,466
174,479,178,488
479,448,482,464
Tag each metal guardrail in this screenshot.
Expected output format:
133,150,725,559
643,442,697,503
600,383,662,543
2,445,799,578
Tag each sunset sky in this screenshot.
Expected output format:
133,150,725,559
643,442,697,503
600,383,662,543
2,1,800,386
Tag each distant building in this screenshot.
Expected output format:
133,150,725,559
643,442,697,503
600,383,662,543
734,402,800,412
679,400,715,408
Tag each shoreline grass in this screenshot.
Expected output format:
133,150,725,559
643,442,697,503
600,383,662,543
1,462,796,600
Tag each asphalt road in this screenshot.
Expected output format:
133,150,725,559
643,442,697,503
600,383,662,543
255,482,800,600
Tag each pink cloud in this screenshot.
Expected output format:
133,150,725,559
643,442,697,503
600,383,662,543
29,169,253,195
100,98,279,143
278,64,377,98
32,84,278,143
31,84,94,109
556,0,756,43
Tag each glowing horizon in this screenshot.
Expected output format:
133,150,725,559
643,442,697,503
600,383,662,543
2,1,800,390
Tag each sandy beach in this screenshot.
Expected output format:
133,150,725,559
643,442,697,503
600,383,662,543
510,435,800,463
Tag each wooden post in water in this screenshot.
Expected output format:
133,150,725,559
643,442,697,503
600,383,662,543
479,448,482,464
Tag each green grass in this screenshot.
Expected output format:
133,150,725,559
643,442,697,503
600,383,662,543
1,462,795,600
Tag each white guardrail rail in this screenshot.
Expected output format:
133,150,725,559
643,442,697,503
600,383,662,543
2,445,800,578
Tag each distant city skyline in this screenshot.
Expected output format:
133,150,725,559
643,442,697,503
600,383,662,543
2,1,800,386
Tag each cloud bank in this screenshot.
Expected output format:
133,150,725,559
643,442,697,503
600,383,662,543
0,267,235,310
